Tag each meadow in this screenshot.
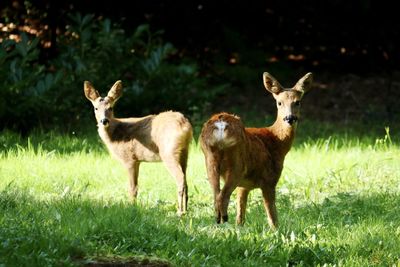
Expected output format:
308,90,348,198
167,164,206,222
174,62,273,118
0,122,399,266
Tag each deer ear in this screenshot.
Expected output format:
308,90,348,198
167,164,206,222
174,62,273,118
263,72,283,94
84,81,100,102
294,72,313,94
107,80,123,104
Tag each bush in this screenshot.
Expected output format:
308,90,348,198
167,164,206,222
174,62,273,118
0,13,222,133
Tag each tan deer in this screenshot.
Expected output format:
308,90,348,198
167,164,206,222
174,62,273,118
84,80,193,215
199,72,313,228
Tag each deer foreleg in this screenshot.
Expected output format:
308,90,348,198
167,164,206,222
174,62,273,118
262,186,278,229
236,187,250,225
127,162,140,201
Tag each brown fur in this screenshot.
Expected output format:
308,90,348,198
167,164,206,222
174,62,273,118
84,80,193,215
199,72,313,228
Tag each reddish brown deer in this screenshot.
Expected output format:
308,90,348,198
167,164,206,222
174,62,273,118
84,80,193,215
199,72,313,228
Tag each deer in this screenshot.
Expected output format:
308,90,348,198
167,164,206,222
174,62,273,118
199,72,313,229
84,80,193,215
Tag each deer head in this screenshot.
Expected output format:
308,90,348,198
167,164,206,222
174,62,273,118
263,72,313,126
84,80,123,127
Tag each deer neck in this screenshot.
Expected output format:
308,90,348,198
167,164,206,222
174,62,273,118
97,119,120,144
269,117,297,156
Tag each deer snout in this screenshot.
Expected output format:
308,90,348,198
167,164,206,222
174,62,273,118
283,115,298,125
100,118,110,126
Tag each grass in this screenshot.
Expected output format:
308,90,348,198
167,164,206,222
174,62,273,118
0,122,399,266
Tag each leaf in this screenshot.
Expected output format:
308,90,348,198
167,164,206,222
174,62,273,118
36,80,45,94
45,73,53,88
15,43,27,57
81,14,94,28
81,28,92,42
102,19,111,33
290,231,296,243
133,24,150,39
28,38,39,52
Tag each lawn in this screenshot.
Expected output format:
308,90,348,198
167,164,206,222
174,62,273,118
0,122,399,266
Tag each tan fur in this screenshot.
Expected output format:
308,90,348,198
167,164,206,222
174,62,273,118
84,80,193,215
200,72,313,228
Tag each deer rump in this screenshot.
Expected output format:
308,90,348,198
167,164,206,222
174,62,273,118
200,112,274,190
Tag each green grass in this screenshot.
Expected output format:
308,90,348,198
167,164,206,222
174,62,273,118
1,124,400,266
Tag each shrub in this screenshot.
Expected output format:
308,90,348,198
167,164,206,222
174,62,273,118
0,14,222,133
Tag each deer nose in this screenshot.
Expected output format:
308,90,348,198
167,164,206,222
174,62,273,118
100,118,109,126
283,115,298,125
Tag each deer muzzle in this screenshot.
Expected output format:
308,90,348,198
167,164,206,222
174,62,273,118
283,115,298,125
100,118,110,126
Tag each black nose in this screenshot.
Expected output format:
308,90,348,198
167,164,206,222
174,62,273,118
283,115,298,125
100,118,109,125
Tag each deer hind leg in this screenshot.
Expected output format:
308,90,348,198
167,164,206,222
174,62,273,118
204,153,221,223
162,152,188,216
127,161,140,201
179,148,189,213
262,186,278,229
217,171,238,223
236,187,250,225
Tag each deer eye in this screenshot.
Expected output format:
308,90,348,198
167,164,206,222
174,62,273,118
278,102,282,106
95,108,98,111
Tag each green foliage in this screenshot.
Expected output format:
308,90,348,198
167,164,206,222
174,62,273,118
0,33,61,131
0,14,221,132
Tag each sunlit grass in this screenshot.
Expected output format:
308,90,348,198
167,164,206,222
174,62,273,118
1,126,399,266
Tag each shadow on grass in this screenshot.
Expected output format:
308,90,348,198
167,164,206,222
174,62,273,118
245,190,400,266
0,188,176,266
2,186,400,266
279,191,400,227
243,190,400,233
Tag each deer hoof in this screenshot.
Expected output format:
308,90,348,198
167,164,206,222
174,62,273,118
177,210,186,217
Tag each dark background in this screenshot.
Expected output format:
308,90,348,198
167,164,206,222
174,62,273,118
1,0,399,134
3,0,397,72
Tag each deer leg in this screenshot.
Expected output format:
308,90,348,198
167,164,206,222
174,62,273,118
218,170,238,223
236,187,250,225
127,161,140,201
204,153,221,223
179,149,189,212
262,186,278,229
162,156,188,216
